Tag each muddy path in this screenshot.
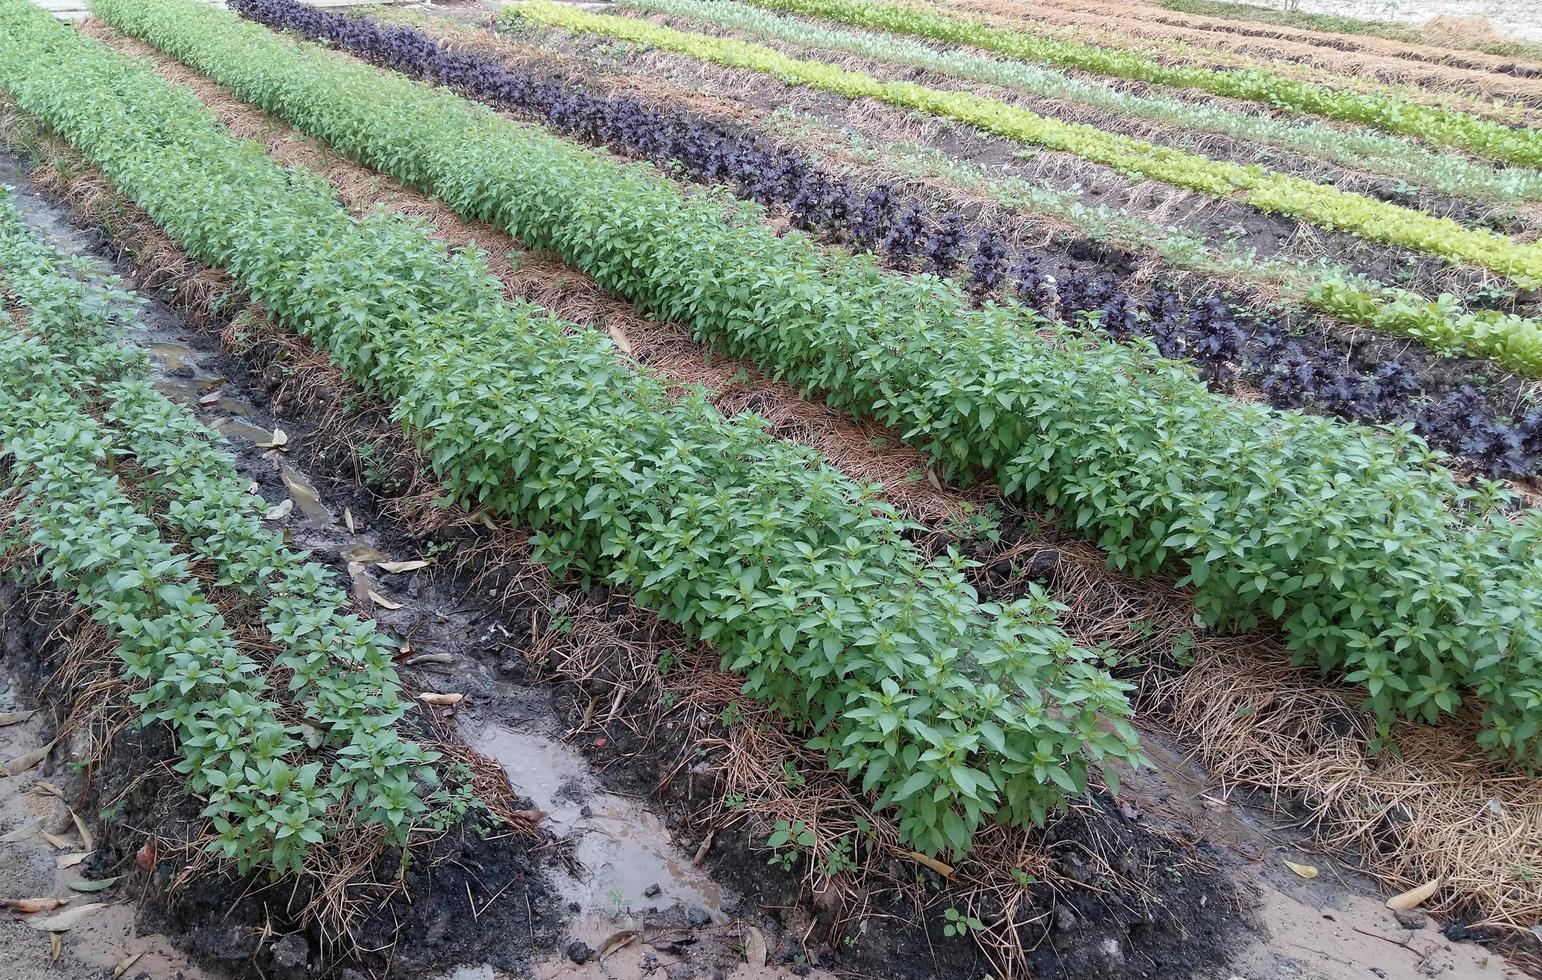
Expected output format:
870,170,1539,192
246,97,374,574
0,139,1532,980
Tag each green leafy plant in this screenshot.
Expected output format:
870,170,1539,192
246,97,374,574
3,0,1143,857
942,906,984,937
616,0,1542,206
727,0,1542,167
766,819,816,870
78,0,1542,762
506,1,1542,284
0,192,438,872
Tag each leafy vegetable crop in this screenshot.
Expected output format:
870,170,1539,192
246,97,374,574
733,0,1542,168
0,190,438,871
1,0,1142,857
505,1,1542,285
618,0,1542,205
99,0,1542,761
230,0,1542,475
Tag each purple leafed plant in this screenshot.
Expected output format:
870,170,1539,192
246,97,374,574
229,0,1542,481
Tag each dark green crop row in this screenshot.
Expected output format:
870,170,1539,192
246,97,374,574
96,0,1542,761
0,330,337,870
0,0,1141,857
0,188,443,870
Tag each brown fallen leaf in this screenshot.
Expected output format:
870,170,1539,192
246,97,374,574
113,952,144,978
1386,879,1441,912
1284,860,1319,880
906,850,956,879
691,828,715,867
40,832,73,851
134,842,156,872
55,853,90,870
376,559,431,574
5,739,55,775
33,782,65,800
49,932,61,965
507,809,545,826
416,692,464,706
607,323,633,355
30,902,106,932
743,924,768,967
1,817,44,843
0,709,35,727
598,929,639,959
1,897,69,913
71,812,94,853
366,589,402,611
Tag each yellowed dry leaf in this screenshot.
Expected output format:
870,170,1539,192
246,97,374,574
344,508,355,534
607,323,633,355
30,902,105,932
417,692,464,706
1,817,43,842
906,850,956,879
1386,879,1441,912
113,952,144,978
366,589,402,611
743,925,767,967
376,559,430,574
33,782,64,799
404,652,452,666
599,929,639,959
1284,860,1319,880
71,812,94,853
1,897,68,913
49,932,61,965
55,852,89,870
40,832,72,851
5,739,54,775
257,428,288,449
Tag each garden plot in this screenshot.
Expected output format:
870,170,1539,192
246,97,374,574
2,0,1541,977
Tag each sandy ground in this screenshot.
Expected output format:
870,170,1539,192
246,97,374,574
1243,0,1542,43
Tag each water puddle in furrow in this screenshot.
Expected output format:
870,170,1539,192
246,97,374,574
469,722,727,918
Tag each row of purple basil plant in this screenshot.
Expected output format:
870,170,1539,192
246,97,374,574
229,0,1542,481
